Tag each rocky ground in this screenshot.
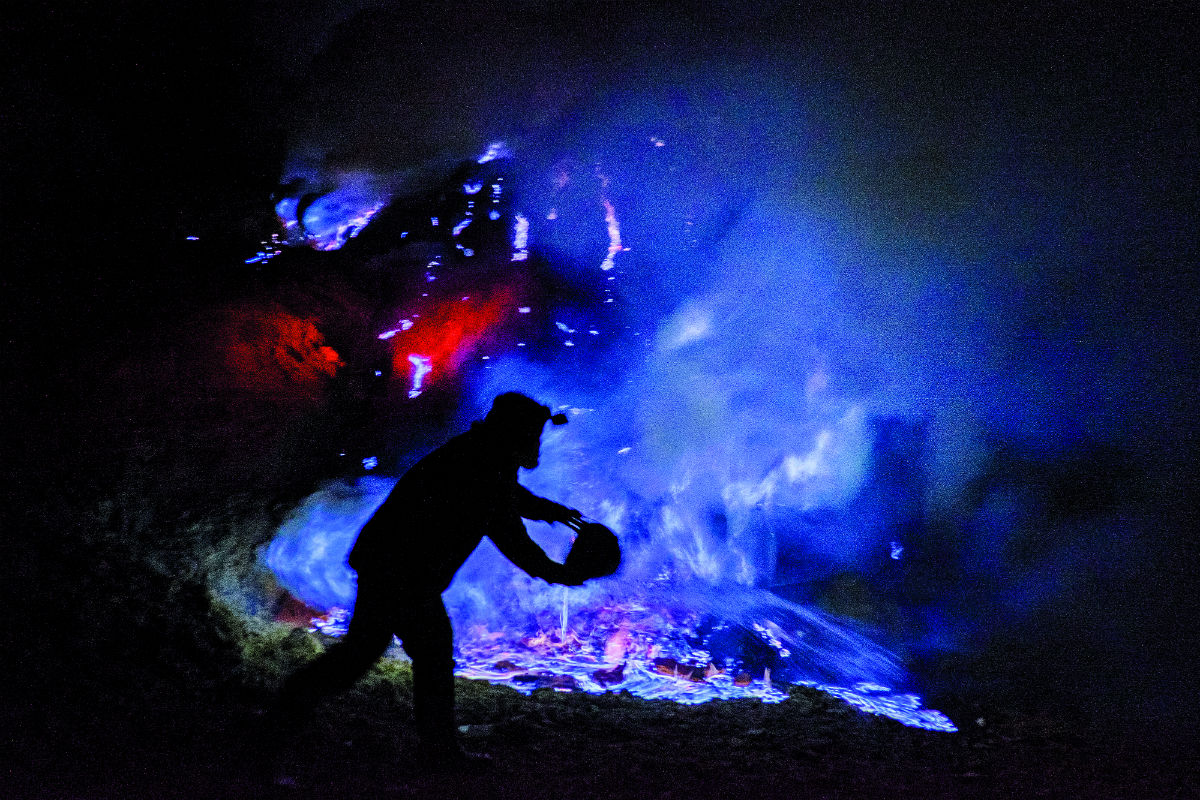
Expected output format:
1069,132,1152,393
6,657,1196,800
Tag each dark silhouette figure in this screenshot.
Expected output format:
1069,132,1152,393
271,392,588,767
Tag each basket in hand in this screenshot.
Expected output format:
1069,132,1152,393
563,520,621,581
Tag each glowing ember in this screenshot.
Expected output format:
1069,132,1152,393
306,586,954,731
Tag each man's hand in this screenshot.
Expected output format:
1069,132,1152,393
555,505,585,530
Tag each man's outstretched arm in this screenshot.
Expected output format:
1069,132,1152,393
515,486,582,526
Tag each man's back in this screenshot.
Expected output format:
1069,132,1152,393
349,426,517,590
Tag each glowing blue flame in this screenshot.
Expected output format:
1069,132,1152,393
269,471,954,731
274,171,389,250
477,141,510,164
265,478,396,611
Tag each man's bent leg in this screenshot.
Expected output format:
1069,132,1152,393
274,580,394,727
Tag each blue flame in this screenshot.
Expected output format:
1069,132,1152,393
265,477,396,611
273,168,390,250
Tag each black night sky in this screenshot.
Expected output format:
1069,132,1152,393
3,2,1198,798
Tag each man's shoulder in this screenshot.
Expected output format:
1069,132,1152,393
396,428,504,493
416,429,484,470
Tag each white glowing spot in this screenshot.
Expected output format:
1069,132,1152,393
890,541,904,560
596,168,625,271
518,307,532,314
426,271,437,282
408,354,433,399
784,431,833,482
511,213,529,262
463,182,483,195
517,342,526,347
431,217,439,226
563,340,575,347
555,321,574,333
275,197,299,224
481,355,490,360
589,329,600,336
651,136,666,147
477,141,509,164
377,330,398,340
618,447,632,455
462,248,474,257
362,456,378,470
600,196,622,271
400,319,414,331
374,370,383,377
661,305,713,350
489,210,501,220
453,218,472,236
546,209,558,220
303,200,385,250
855,682,892,693
186,235,199,241
462,296,471,301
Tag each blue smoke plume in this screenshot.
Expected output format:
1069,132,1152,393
262,3,1195,730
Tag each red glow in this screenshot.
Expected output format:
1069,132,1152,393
274,594,325,627
216,304,343,403
388,283,522,391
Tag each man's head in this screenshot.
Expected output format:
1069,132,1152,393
483,392,568,468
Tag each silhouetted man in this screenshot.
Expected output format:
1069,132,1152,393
273,392,586,766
